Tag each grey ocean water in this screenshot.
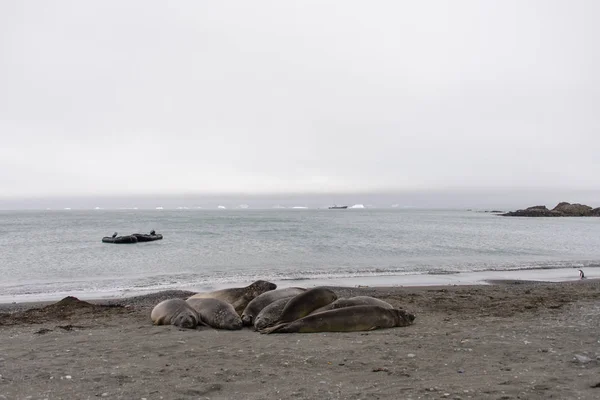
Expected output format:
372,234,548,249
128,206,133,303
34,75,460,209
1,209,600,302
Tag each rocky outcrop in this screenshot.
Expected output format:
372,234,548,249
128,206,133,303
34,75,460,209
502,202,599,217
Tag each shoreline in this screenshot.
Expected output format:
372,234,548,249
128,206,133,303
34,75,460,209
1,266,597,305
1,277,598,312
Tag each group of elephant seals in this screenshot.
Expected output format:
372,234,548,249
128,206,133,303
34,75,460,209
253,297,293,331
186,298,243,330
151,299,203,329
152,282,416,334
276,287,338,324
187,280,276,315
262,305,415,334
241,287,306,326
310,296,394,315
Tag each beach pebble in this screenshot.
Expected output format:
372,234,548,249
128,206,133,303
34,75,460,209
573,354,592,364
407,353,416,358
101,393,108,397
65,375,72,379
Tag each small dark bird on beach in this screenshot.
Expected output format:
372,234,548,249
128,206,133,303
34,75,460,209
579,269,585,279
112,232,118,238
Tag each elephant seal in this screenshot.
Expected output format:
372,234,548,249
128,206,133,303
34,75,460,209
241,287,306,326
188,280,276,315
276,287,337,324
310,296,393,315
186,298,242,330
262,305,415,334
151,299,202,329
253,297,294,331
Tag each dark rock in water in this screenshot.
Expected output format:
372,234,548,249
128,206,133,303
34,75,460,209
502,202,599,217
552,202,592,216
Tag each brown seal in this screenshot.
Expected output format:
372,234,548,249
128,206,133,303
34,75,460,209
150,299,202,329
187,280,276,315
186,298,242,330
241,287,306,326
262,305,415,334
276,287,337,324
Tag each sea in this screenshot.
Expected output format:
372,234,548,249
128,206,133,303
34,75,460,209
1,208,600,302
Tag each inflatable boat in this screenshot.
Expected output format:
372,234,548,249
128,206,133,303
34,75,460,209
131,233,163,242
102,235,138,244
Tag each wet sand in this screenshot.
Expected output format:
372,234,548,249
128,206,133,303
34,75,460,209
1,280,600,399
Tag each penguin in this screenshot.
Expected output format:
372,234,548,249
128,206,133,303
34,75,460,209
579,269,585,279
112,232,118,238
150,229,156,235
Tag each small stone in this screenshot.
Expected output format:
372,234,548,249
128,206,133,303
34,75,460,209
407,353,416,358
574,354,592,364
101,393,108,397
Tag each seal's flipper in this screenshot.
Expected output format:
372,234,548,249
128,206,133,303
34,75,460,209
259,323,288,334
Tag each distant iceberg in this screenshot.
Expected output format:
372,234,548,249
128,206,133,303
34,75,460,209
94,207,102,210
349,204,365,209
292,206,308,209
155,206,164,210
237,204,249,209
218,205,226,209
64,207,71,210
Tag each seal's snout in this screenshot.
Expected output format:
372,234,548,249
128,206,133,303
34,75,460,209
408,313,416,322
241,315,252,326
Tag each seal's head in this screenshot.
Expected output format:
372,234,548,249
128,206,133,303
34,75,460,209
223,313,243,330
248,280,277,293
171,310,199,329
392,309,416,327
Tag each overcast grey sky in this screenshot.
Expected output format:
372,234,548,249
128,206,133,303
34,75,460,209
1,0,599,199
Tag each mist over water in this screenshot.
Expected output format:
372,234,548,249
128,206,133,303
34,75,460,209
1,209,600,301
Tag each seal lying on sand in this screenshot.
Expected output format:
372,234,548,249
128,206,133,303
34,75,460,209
276,287,337,324
253,297,294,331
187,280,277,315
241,287,306,326
310,296,393,315
151,299,202,329
186,298,242,330
262,305,415,334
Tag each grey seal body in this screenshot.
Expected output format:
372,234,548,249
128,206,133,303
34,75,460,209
310,296,394,315
253,297,294,331
151,299,202,329
188,280,276,315
276,287,337,324
263,305,415,334
241,287,306,326
186,298,242,330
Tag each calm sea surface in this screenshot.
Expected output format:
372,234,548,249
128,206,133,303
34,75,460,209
1,209,600,301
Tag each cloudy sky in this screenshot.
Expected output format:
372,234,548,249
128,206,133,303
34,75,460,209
1,1,598,201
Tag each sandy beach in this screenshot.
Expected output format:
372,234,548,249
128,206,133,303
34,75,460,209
1,280,599,400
